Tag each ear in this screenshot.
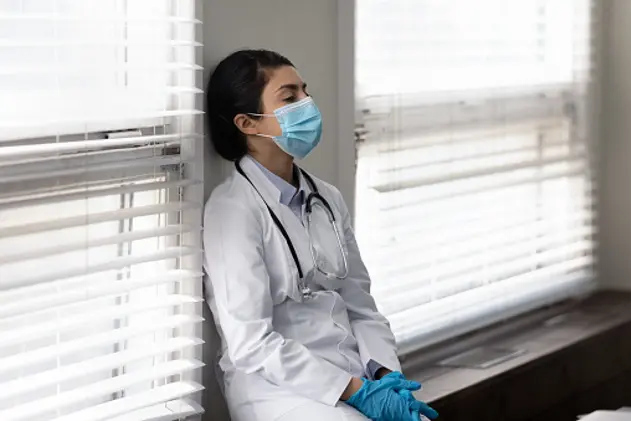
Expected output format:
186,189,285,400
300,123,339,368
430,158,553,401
233,114,260,136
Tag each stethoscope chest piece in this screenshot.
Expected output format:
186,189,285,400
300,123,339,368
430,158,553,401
300,284,313,301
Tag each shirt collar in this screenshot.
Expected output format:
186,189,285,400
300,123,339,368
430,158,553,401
250,157,307,206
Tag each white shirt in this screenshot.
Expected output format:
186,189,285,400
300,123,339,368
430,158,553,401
250,158,306,220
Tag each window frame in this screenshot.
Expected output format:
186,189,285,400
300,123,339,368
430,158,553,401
349,0,600,355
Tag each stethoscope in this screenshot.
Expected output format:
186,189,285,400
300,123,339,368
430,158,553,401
235,161,349,300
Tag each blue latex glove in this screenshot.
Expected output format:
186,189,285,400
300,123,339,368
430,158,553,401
379,371,421,392
381,372,439,420
379,371,422,391
346,378,421,421
399,389,439,420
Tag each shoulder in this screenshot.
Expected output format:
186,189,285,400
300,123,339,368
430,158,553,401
203,170,261,228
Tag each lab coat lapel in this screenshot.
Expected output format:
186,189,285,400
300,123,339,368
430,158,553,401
239,156,316,282
239,156,282,211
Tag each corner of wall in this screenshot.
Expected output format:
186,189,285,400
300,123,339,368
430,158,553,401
599,0,631,291
336,0,357,219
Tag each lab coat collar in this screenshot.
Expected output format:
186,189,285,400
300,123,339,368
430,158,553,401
239,156,314,207
249,157,310,206
238,156,282,206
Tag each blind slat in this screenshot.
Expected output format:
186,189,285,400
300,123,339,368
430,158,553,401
370,142,580,171
0,63,203,73
0,294,203,348
392,260,593,333
369,169,588,222
0,178,200,210
106,398,204,421
376,229,595,292
379,240,594,315
1,337,203,401
1,361,204,421
0,201,199,238
377,191,593,238
50,381,205,421
373,207,594,265
373,154,586,193
1,155,185,184
3,246,201,292
394,270,593,355
1,109,203,129
0,225,197,266
0,314,203,373
0,134,192,157
0,269,202,319
0,14,202,24
0,39,202,48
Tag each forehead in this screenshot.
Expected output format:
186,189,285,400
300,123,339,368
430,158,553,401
264,66,304,91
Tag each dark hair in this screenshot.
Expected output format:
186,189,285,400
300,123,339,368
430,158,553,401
206,49,294,161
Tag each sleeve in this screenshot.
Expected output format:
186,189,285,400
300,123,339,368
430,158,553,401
366,359,387,380
332,190,402,378
203,199,353,406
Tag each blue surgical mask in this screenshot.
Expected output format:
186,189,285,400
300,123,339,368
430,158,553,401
249,97,323,159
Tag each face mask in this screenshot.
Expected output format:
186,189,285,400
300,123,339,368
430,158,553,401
249,97,323,160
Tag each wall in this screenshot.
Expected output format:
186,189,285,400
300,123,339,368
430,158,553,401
202,0,355,201
600,0,631,291
201,1,354,419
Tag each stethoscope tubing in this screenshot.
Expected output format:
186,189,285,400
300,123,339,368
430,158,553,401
235,160,348,298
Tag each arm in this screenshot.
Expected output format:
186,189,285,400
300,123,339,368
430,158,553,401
203,199,356,406
332,190,402,378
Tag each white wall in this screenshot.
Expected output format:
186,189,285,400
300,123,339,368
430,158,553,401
600,0,631,291
201,1,354,419
202,0,355,202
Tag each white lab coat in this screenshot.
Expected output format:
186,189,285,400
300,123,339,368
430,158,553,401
203,156,401,421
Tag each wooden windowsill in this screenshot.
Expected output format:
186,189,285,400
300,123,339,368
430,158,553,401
403,291,631,406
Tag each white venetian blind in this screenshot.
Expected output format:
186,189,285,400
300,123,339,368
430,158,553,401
0,1,205,420
355,0,598,354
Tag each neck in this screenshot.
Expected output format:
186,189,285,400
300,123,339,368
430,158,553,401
250,150,295,186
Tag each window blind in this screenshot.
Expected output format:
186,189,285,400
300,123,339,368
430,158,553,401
355,0,597,355
0,1,205,420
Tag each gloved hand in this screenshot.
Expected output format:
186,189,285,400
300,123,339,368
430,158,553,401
379,371,421,391
399,389,439,420
346,377,421,421
380,372,439,420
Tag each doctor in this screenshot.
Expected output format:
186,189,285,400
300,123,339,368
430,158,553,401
204,49,438,421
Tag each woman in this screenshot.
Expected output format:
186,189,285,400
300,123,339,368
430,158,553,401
204,49,438,421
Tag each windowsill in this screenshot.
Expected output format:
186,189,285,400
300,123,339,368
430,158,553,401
403,290,631,406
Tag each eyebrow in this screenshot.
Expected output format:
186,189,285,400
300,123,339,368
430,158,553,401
276,82,307,92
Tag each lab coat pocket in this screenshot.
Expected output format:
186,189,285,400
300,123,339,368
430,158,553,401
264,253,298,305
262,227,308,304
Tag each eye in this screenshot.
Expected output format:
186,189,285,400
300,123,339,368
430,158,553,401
283,95,297,103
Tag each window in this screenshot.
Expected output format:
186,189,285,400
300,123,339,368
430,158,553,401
355,0,597,354
0,1,204,420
